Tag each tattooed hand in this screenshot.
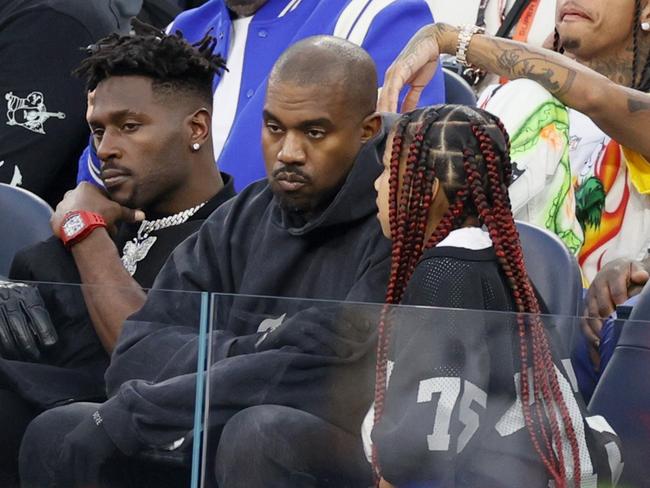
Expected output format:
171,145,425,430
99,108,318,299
378,24,456,113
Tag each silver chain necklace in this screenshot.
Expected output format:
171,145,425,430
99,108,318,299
121,202,206,276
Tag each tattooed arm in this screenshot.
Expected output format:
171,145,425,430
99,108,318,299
378,24,650,160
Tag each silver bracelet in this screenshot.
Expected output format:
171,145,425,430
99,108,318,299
456,25,484,67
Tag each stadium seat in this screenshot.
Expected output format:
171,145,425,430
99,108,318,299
516,221,583,347
589,281,650,488
0,183,53,277
442,68,477,106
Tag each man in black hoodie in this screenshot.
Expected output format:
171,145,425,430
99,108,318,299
20,35,391,488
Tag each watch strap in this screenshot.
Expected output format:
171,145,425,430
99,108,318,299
456,25,485,68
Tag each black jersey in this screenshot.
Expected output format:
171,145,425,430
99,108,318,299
372,229,623,488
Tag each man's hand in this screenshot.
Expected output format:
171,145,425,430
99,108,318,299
582,258,649,368
378,24,455,113
51,182,144,237
256,306,376,358
0,281,57,361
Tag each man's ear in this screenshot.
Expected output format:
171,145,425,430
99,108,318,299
188,107,211,148
360,112,382,143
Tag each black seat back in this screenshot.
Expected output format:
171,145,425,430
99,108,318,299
0,183,53,276
589,281,650,487
443,68,477,106
516,221,583,348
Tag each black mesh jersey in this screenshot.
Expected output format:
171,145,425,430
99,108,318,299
372,240,623,488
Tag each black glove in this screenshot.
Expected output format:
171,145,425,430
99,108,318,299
0,281,57,361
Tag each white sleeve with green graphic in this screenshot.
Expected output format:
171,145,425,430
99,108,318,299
480,79,584,254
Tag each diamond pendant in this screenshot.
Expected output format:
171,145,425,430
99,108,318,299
121,235,158,276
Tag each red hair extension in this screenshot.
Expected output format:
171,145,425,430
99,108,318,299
372,106,581,487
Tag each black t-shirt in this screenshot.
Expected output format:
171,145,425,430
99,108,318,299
0,0,128,206
372,231,623,487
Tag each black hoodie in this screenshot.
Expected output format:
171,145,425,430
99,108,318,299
101,119,393,455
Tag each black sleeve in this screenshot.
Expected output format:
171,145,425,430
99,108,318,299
8,247,36,283
0,8,97,206
373,257,492,484
9,237,80,284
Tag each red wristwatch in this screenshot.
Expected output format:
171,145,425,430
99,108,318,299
60,211,107,248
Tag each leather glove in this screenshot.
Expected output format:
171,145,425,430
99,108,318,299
0,281,57,361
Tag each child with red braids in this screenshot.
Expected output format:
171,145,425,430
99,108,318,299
367,105,622,488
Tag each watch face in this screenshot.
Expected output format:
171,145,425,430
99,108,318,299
63,213,85,237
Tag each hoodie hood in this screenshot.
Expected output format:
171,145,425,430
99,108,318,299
272,115,391,236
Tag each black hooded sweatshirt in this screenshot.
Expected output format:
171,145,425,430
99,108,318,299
100,120,392,455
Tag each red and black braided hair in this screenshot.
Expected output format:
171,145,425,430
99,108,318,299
553,0,650,91
372,105,581,487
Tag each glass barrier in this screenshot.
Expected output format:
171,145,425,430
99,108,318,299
195,294,647,488
2,280,648,488
0,280,207,488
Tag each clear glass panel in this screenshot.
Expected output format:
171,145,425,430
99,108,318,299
197,294,642,488
0,280,207,488
4,280,646,487
587,316,650,488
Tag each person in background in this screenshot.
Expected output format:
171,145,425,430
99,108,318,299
430,0,558,89
0,0,137,206
378,0,650,288
78,0,447,191
429,0,556,48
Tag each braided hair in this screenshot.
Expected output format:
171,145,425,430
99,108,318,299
632,0,650,91
372,105,582,487
74,19,227,103
553,0,650,91
552,28,565,55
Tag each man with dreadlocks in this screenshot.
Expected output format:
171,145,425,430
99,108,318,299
0,22,234,487
368,105,622,488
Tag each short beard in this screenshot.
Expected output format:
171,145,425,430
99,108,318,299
272,185,341,224
280,203,306,217
274,193,310,215
562,38,581,51
225,0,268,16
